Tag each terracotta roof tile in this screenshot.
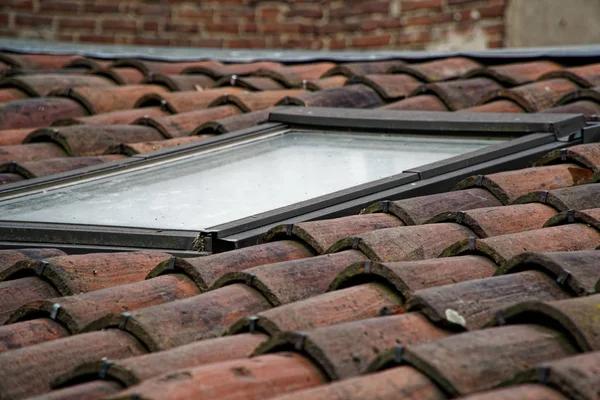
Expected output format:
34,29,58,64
481,78,580,112
0,329,146,399
460,384,568,400
466,61,563,86
0,276,59,324
408,270,570,330
183,61,280,79
381,94,450,111
511,351,600,400
51,84,168,114
93,67,146,85
0,248,65,274
0,251,172,295
0,87,28,102
454,164,593,204
24,124,164,156
496,294,600,351
543,100,600,120
428,203,557,238
54,106,168,126
512,183,600,211
108,284,271,351
389,57,482,82
327,223,474,261
144,73,216,91
31,380,123,400
541,62,600,87
257,313,452,380
57,333,268,388
554,85,600,106
0,317,68,353
112,353,324,400
546,208,600,233
256,62,336,87
229,282,401,336
112,59,225,76
106,136,213,156
63,57,112,71
302,76,348,91
0,172,24,184
0,127,37,146
395,324,577,396
329,256,497,298
347,73,421,100
211,89,308,112
194,107,272,134
9,273,200,334
322,60,406,78
0,155,124,178
214,75,285,91
442,224,600,265
0,53,82,70
0,97,88,129
0,142,67,163
264,213,404,254
213,251,368,305
536,143,600,172
269,366,445,400
135,105,241,137
460,99,526,113
0,74,115,97
135,87,244,113
280,84,383,108
415,77,503,110
148,240,314,291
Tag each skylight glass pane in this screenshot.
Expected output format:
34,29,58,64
0,130,503,230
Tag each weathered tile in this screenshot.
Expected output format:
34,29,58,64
0,276,59,324
349,73,421,100
106,136,214,156
145,73,216,91
416,77,502,110
0,127,37,146
211,89,308,111
280,84,383,108
0,318,68,352
0,87,28,102
390,57,482,82
94,67,145,85
54,106,168,126
135,87,244,113
112,59,225,76
193,107,272,134
536,143,600,172
0,97,88,129
460,99,525,113
541,63,600,87
480,79,580,112
466,61,563,86
543,100,600,120
302,76,347,91
31,381,122,400
256,62,336,87
1,74,114,97
0,142,67,164
0,172,23,184
0,248,65,275
184,61,280,79
0,155,124,178
512,183,600,211
380,94,449,111
322,60,405,78
214,75,285,91
459,385,568,400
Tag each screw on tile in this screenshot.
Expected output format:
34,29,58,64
394,345,404,363
566,209,575,223
352,237,360,250
160,99,168,110
50,303,61,320
475,175,484,186
285,224,293,237
560,148,568,161
556,269,571,286
36,260,49,276
230,74,238,86
538,190,549,203
294,332,307,351
301,79,308,90
536,365,551,384
381,200,390,214
248,316,258,333
467,237,476,251
363,260,372,274
455,211,465,224
119,312,132,330
64,87,72,96
165,256,176,271
99,359,115,379
93,270,98,275
246,272,255,286
7,161,16,173
494,311,506,326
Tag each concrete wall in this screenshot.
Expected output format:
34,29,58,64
506,0,600,47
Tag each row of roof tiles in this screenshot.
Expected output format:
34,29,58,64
0,139,598,399
3,54,600,184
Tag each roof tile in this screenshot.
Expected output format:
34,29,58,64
536,143,600,172
397,324,577,396
0,155,124,178
415,77,502,110
0,97,88,129
322,60,406,78
215,75,285,91
0,251,172,295
545,208,600,232
106,136,213,156
328,223,474,261
0,276,59,324
541,63,600,87
0,142,67,163
0,127,37,146
24,124,165,156
466,61,563,86
348,73,421,100
194,107,273,134
0,74,115,97
0,87,28,102
512,183,600,211
496,250,600,296
389,57,482,82
94,67,145,85
0,53,82,70
111,59,224,76
380,94,449,111
0,172,24,183
183,61,280,79
54,106,168,126
408,270,570,330
136,87,244,113
144,73,216,91
211,89,308,112
229,282,401,336
112,353,324,400
213,250,368,305
302,76,348,91
543,100,600,120
31,380,122,400
0,329,146,399
148,240,314,291
0,317,68,353
280,84,383,108
0,248,65,274
454,164,593,204
459,384,568,400
460,99,526,113
256,62,336,87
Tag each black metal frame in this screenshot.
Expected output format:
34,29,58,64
0,108,588,254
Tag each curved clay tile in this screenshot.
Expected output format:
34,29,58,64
0,248,65,275
183,61,279,79
8,273,200,335
389,57,482,82
0,251,172,295
29,380,122,400
497,250,600,297
55,333,268,389
63,57,112,71
348,73,421,101
24,124,165,156
495,294,600,351
92,67,145,85
0,172,23,184
263,213,403,254
135,105,241,137
105,136,214,156
327,223,474,261
440,224,600,266
466,61,563,86
427,203,558,238
302,76,347,91
51,84,168,114
0,155,124,179
279,84,383,108
415,77,502,110
512,183,600,211
329,256,497,297
454,164,594,204
147,240,314,291
380,94,449,111
554,85,600,107
144,73,216,91
229,282,401,336
212,250,368,305
0,97,88,130
0,142,67,164
543,99,600,120
536,143,600,172
256,62,336,87
0,74,115,97
0,329,146,399
96,284,271,351
0,276,59,324
540,62,600,88
257,312,452,381
363,188,501,225
395,324,577,396
457,385,568,400
0,318,68,353
193,107,272,135
0,87,28,102
214,75,284,91
459,99,526,113
112,59,225,76
545,208,600,232
211,89,308,112
135,87,244,113
0,127,37,146
0,53,81,70
113,353,324,400
54,106,168,126
322,60,405,78
407,270,570,330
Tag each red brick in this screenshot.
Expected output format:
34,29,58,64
329,38,347,49
1,0,34,11
317,22,360,34
175,7,213,19
165,22,198,33
0,12,9,25
225,38,266,48
143,20,161,32
487,39,504,48
258,7,282,19
402,13,453,26
204,23,239,34
132,36,170,46
82,2,120,13
39,0,80,13
79,34,118,44
190,38,224,47
132,3,171,17
361,18,402,31
241,23,258,33
14,14,52,27
352,33,391,47
102,19,138,33
282,38,324,49
350,1,391,14
396,30,431,45
58,17,97,30
401,0,443,11
286,7,323,19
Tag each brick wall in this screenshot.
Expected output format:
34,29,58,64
0,0,506,50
